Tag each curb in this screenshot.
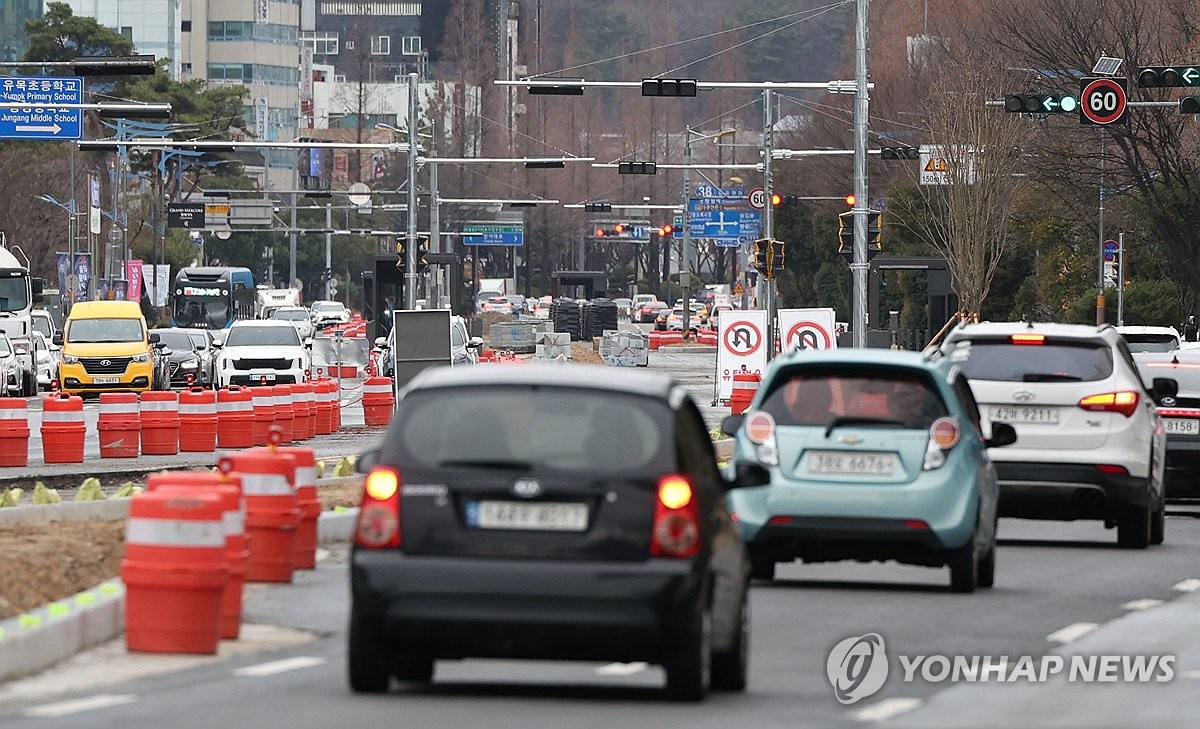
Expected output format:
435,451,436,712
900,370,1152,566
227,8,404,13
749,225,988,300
0,507,359,684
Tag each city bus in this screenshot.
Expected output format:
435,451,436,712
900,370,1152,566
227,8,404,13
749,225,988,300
172,266,256,329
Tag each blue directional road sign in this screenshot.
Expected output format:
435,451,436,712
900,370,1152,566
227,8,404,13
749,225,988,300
462,223,524,246
0,76,84,140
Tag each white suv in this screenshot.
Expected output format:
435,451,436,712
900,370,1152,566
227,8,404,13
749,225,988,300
941,322,1175,548
214,320,309,388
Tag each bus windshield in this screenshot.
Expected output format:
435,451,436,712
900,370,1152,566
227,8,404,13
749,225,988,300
0,275,29,312
175,291,230,330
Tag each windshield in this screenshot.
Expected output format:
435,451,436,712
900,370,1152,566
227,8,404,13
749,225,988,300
950,340,1113,382
31,314,52,338
760,367,949,429
0,275,29,312
274,309,309,321
313,302,343,312
450,324,466,347
225,325,300,347
1121,333,1178,353
187,332,208,349
153,330,195,351
67,318,144,344
175,293,230,329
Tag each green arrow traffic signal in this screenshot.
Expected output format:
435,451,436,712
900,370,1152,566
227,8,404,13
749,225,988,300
1003,94,1079,114
1137,66,1200,87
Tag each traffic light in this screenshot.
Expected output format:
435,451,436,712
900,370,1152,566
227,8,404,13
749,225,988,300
845,194,856,206
613,223,626,234
1137,66,1200,87
584,202,612,213
395,237,406,271
641,78,698,97
770,193,782,207
765,239,786,277
838,211,883,252
415,238,430,273
328,276,338,298
749,238,767,271
1002,94,1079,113
618,161,657,175
1182,97,1200,114
879,146,921,159
658,224,674,236
594,224,631,237
772,194,803,206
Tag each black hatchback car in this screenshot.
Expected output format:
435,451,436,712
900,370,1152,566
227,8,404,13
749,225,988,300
350,365,767,700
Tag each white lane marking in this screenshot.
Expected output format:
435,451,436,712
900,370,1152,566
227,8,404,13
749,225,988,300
24,694,137,718
595,661,649,676
1172,578,1200,593
1182,670,1200,680
1122,598,1164,611
1046,622,1099,644
232,656,326,677
852,697,923,722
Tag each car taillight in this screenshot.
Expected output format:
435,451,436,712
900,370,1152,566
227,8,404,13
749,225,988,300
1078,391,1140,417
1010,333,1046,345
355,466,402,549
651,474,701,558
1096,464,1129,475
923,416,961,471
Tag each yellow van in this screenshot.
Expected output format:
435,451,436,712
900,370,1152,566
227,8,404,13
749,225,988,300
55,301,165,395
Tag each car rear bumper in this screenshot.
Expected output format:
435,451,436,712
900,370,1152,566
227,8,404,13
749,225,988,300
1163,437,1200,498
350,551,701,662
744,516,953,567
994,461,1152,519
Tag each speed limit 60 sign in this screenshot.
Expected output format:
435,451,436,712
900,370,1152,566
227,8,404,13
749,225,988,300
1080,77,1128,125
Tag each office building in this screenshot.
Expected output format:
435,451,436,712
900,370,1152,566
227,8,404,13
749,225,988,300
0,0,41,62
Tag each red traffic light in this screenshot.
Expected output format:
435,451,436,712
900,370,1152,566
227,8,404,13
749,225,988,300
614,223,626,233
845,194,856,206
770,193,782,206
659,224,674,236
594,228,606,237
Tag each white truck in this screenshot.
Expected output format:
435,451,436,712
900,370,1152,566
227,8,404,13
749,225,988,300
255,287,302,319
478,278,517,296
0,242,46,396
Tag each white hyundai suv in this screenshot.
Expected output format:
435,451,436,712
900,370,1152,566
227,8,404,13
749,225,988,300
213,320,309,388
941,322,1175,548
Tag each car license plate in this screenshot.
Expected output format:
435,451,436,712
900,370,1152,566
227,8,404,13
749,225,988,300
988,406,1060,424
1164,418,1200,436
807,451,897,476
250,371,277,381
467,501,588,532
92,376,120,385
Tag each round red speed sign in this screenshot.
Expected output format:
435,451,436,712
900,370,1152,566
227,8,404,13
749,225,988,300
1081,78,1127,125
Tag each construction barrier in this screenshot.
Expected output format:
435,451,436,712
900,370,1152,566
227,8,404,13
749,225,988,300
361,377,395,427
270,384,295,444
697,329,718,346
41,392,85,464
121,490,228,654
313,379,334,435
97,392,140,458
0,398,29,467
730,371,762,416
250,387,274,447
295,382,316,440
146,471,248,640
225,449,299,583
140,391,180,456
216,386,254,449
179,388,218,453
273,446,320,570
648,331,662,351
659,330,684,347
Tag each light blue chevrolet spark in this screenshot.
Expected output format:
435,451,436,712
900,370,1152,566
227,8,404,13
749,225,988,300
722,348,1016,593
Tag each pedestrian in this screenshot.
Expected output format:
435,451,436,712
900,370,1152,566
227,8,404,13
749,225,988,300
1185,316,1197,342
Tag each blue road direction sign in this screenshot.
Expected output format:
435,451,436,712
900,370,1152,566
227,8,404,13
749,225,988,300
463,223,524,246
0,76,84,140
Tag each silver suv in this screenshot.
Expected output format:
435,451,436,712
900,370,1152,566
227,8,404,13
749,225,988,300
941,322,1175,548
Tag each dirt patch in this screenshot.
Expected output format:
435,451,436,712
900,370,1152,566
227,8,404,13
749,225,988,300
570,342,604,365
318,478,363,511
0,521,125,621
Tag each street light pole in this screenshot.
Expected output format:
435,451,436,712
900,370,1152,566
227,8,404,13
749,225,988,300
681,127,693,309
761,89,776,356
851,0,871,348
405,72,419,309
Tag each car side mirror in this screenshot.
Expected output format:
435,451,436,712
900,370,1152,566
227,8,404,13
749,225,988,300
986,422,1018,448
374,336,388,348
148,332,161,345
726,461,771,489
52,332,63,346
357,448,380,474
1152,377,1179,402
161,347,173,356
468,337,484,349
31,277,44,303
211,339,224,349
304,338,313,348
721,414,744,436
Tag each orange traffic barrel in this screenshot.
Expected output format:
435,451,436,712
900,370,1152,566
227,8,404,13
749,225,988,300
730,371,762,415
273,446,320,570
146,471,248,640
250,387,274,446
291,383,314,441
0,398,30,467
302,382,319,440
362,377,395,427
216,386,254,449
225,448,299,583
330,379,342,431
41,392,85,464
98,392,140,458
121,490,229,654
270,384,295,444
140,391,180,456
313,379,334,435
178,387,218,453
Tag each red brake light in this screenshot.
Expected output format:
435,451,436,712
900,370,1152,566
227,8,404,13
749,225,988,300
1010,334,1046,345
1078,391,1140,418
1096,464,1129,475
904,520,930,530
651,474,701,558
355,466,402,549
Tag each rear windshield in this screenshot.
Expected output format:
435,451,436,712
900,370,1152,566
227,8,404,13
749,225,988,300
950,340,1113,382
226,325,299,347
760,367,949,429
1120,333,1178,353
392,387,671,477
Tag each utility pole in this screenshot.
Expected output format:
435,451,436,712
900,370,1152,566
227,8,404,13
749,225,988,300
405,72,419,309
851,0,871,348
429,157,440,307
1117,231,1126,326
289,153,298,290
324,202,333,300
681,126,693,310
761,89,776,356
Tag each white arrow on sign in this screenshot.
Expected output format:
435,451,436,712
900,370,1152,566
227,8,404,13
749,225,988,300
1184,67,1200,85
15,123,62,134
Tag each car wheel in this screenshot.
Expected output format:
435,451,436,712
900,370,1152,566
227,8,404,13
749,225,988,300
977,540,996,589
1151,498,1165,546
749,554,776,581
393,653,434,683
710,587,749,692
1117,504,1152,549
948,531,978,593
664,602,711,702
347,612,392,694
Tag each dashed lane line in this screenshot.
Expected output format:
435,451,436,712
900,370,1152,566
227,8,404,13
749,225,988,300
1046,622,1099,644
852,697,924,723
24,694,137,718
232,656,326,677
